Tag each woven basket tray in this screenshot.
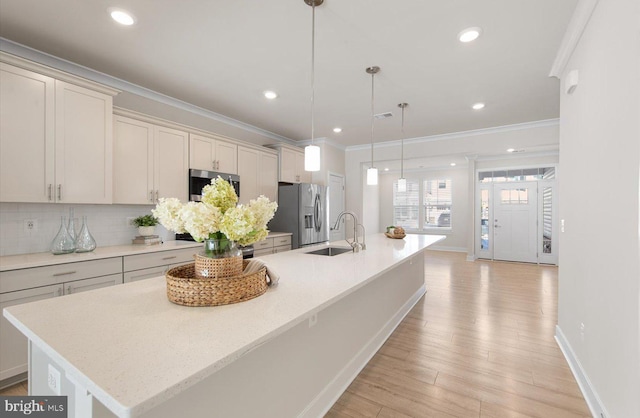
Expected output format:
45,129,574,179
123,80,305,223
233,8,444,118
166,261,268,307
194,254,243,279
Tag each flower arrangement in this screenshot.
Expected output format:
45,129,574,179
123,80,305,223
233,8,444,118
151,177,278,247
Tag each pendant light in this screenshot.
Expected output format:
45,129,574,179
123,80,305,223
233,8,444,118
366,66,380,185
304,0,322,172
397,103,408,192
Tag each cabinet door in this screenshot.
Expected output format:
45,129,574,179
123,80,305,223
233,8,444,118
259,152,278,202
0,284,62,381
295,152,312,183
113,116,155,204
280,148,297,183
64,273,122,295
237,146,259,205
124,266,166,283
55,81,113,204
216,141,238,174
0,63,55,203
155,126,189,202
189,133,215,171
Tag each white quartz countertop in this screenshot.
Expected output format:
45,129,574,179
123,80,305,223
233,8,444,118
4,233,444,417
0,232,293,272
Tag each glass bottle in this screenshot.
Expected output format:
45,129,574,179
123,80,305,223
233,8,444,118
50,216,76,255
67,207,77,245
75,216,97,252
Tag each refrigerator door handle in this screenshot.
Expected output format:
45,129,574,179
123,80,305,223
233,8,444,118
314,193,322,232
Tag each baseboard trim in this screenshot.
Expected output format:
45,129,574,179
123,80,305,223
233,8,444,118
300,284,426,417
555,325,608,418
427,245,467,253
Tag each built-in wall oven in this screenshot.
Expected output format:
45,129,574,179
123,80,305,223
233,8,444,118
176,170,253,258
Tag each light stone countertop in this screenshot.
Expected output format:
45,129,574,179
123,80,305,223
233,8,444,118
4,233,444,417
0,232,293,272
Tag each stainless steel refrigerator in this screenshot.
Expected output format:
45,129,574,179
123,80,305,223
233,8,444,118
269,183,329,249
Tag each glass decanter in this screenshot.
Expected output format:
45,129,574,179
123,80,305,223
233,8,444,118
50,216,76,255
75,216,97,252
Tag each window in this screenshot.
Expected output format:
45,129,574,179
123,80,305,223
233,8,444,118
393,178,452,231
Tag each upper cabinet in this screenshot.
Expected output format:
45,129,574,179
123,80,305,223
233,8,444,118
267,144,311,184
113,114,189,204
0,56,118,204
237,145,278,205
190,133,237,174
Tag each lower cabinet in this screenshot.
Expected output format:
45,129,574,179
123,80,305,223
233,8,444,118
0,272,122,387
123,247,197,283
253,235,292,257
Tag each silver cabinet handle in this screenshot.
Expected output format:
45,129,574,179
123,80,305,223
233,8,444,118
57,184,62,201
48,184,53,201
55,288,62,297
150,190,154,203
66,285,72,294
162,256,177,260
53,271,77,277
155,190,159,203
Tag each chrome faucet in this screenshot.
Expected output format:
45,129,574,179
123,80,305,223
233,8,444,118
332,211,366,252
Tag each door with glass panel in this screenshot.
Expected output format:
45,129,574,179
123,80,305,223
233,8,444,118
492,182,538,263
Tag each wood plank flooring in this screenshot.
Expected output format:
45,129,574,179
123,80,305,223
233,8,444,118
1,251,590,418
326,250,590,418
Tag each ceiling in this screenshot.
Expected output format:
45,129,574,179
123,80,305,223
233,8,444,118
0,0,577,147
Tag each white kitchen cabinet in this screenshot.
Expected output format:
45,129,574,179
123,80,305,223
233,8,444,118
237,146,279,205
190,133,237,174
123,247,198,283
0,258,122,386
0,284,62,383
0,60,116,204
253,235,292,257
267,144,311,184
113,115,189,204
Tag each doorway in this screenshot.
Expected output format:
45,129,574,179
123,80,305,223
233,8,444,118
328,173,345,242
493,182,538,263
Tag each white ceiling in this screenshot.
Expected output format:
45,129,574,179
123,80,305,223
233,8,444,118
0,0,577,147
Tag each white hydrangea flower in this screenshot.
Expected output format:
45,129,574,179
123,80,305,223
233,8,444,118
201,177,237,214
151,198,185,233
179,202,222,241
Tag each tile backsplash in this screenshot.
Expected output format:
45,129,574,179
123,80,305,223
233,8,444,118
0,203,175,257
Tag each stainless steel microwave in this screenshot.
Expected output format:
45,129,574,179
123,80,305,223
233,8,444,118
189,169,240,202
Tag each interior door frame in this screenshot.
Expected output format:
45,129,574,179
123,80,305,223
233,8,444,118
328,171,346,242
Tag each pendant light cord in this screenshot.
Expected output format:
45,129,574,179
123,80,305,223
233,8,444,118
400,105,404,178
370,71,375,168
311,2,315,145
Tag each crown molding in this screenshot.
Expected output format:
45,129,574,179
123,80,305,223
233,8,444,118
345,119,560,152
549,0,600,78
0,37,295,144
476,149,559,162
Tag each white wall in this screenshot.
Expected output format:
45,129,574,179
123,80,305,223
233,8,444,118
0,203,174,256
379,167,469,251
556,0,640,416
310,141,346,186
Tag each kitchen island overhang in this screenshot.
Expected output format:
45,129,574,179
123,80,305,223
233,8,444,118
4,233,445,418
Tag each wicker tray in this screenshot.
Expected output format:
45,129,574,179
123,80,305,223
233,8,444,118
166,261,268,307
385,232,406,239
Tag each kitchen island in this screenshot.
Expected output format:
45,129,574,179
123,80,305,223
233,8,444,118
3,234,444,418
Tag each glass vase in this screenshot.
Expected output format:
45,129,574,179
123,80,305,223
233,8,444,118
195,237,243,278
67,207,77,245
50,216,76,255
75,216,97,253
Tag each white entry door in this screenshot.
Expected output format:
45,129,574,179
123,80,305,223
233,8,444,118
329,173,345,242
493,182,538,263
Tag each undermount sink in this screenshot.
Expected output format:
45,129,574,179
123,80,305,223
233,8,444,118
305,247,352,256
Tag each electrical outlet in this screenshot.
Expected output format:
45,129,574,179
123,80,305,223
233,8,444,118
48,364,61,395
308,313,318,328
23,219,38,233
126,217,136,227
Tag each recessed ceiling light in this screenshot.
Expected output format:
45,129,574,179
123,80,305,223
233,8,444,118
264,91,278,100
333,127,342,133
458,27,482,43
384,168,390,172
507,148,515,153
109,8,136,25
472,102,485,110
450,163,456,167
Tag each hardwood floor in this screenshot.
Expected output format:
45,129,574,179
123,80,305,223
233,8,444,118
1,251,590,417
326,250,591,418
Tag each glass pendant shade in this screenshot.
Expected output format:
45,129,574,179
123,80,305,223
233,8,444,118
367,167,378,185
397,177,407,192
304,144,320,171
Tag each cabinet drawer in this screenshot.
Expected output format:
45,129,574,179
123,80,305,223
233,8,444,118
0,257,122,294
253,238,274,250
254,248,273,257
123,247,197,272
273,236,292,247
273,245,291,254
64,273,122,295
